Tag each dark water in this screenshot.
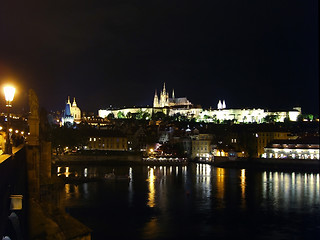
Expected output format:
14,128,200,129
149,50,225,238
57,163,320,240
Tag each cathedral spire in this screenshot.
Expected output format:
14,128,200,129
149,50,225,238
67,96,71,105
153,89,159,107
218,100,222,110
72,97,77,107
172,89,175,99
163,82,166,95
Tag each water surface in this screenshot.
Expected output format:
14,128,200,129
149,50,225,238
58,163,320,239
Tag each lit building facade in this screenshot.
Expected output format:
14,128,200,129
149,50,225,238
198,104,301,123
191,134,213,159
98,88,301,123
87,135,128,151
256,132,293,157
262,138,319,160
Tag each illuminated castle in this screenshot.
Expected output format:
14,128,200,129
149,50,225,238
153,83,192,108
98,85,301,123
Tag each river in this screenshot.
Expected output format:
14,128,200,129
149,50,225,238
57,163,320,239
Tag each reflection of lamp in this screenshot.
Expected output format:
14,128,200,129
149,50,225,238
3,86,15,154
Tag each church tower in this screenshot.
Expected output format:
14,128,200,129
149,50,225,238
160,82,168,107
62,96,74,126
70,97,82,123
153,90,159,107
72,97,77,107
218,100,222,110
222,100,226,109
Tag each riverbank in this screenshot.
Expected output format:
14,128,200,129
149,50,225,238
209,157,320,173
53,153,188,166
53,153,142,165
53,154,320,172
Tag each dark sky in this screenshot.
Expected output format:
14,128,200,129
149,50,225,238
0,0,318,114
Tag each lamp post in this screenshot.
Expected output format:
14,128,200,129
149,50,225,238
3,86,15,154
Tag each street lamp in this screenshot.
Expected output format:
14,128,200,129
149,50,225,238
3,86,15,154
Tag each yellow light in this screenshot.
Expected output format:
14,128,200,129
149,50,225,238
150,148,153,153
15,130,19,134
21,131,24,135
0,126,2,130
147,168,156,207
9,128,13,132
3,86,15,102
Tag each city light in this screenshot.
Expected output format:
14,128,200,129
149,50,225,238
3,85,15,154
3,86,15,106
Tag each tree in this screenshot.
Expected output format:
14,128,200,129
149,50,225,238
117,111,125,119
152,111,166,121
142,111,151,120
263,114,279,123
126,112,133,119
107,113,114,120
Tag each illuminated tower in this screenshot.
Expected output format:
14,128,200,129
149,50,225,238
61,96,74,126
71,97,82,123
218,100,222,110
222,100,226,109
160,82,169,107
153,90,159,107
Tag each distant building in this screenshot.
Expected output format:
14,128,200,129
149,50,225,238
98,87,302,124
256,131,294,157
70,97,81,123
61,97,74,126
61,97,82,125
86,130,128,151
262,137,319,160
153,83,192,108
199,101,301,123
217,99,226,110
191,134,213,159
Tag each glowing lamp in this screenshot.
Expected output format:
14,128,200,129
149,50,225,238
4,86,15,107
3,85,15,154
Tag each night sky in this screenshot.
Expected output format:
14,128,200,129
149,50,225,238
0,0,318,114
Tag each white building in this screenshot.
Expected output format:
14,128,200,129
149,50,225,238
98,91,301,123
198,101,301,123
262,138,319,160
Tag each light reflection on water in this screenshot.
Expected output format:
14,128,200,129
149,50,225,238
147,167,156,208
58,163,320,239
262,171,320,211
